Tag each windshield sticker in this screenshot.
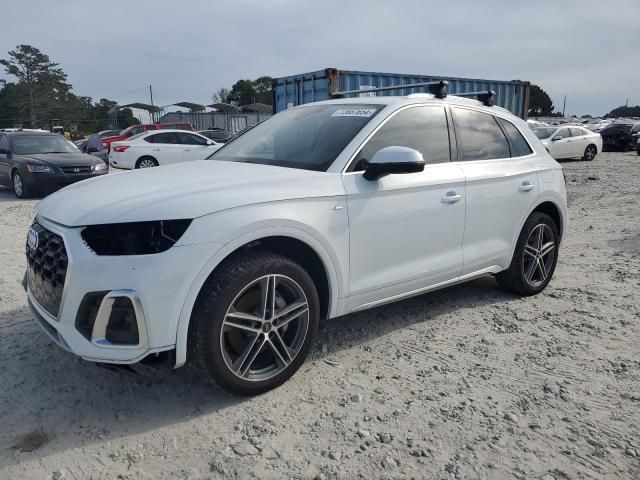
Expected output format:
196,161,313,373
331,108,377,118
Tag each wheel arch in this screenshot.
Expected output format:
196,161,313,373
532,200,564,240
174,227,341,368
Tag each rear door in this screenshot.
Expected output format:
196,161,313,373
453,107,539,274
569,127,588,157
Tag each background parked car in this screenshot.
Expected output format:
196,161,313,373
0,131,107,198
599,122,640,151
101,122,194,151
198,128,232,143
109,129,221,169
533,126,602,161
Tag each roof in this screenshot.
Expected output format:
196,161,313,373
2,130,58,136
118,103,163,113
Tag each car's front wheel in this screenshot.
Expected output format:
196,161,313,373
497,212,559,296
190,252,320,395
12,171,31,199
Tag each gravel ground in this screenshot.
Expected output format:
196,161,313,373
0,152,639,480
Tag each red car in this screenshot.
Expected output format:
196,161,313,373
101,122,194,150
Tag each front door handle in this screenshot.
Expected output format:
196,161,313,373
441,192,462,204
519,182,535,192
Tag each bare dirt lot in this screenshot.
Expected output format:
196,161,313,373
1,152,639,480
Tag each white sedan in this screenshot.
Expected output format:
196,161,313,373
109,129,222,169
533,125,602,161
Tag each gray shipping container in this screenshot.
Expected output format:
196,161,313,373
273,68,530,119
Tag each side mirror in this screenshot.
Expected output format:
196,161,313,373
206,140,215,145
363,146,425,181
551,136,562,141
87,146,100,153
0,147,9,155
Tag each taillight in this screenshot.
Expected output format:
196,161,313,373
113,145,129,153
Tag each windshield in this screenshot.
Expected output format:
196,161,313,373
207,104,384,171
533,128,556,139
10,135,79,155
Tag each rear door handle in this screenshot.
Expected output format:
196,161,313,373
519,182,535,192
441,192,462,204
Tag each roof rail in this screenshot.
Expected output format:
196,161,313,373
331,80,448,99
452,90,496,107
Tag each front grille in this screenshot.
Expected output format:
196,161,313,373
60,165,92,174
26,222,68,317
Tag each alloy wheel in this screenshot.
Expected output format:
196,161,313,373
220,274,310,381
585,146,596,161
522,224,556,287
139,159,157,168
13,174,23,197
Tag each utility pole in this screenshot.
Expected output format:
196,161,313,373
149,85,155,122
562,95,566,117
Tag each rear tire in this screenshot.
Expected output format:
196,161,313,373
189,252,320,395
496,212,559,296
582,144,597,161
12,171,31,199
136,157,158,169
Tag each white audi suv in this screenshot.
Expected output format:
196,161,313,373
25,93,567,395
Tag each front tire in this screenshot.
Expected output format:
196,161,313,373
497,212,559,296
12,171,31,199
189,252,320,395
582,144,597,161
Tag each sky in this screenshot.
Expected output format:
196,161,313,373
1,0,638,117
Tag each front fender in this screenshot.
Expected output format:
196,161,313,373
173,199,348,368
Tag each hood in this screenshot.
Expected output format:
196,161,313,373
36,160,345,226
20,152,100,166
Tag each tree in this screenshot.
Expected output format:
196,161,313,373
0,45,71,126
253,76,273,105
228,79,256,106
211,87,231,105
528,84,555,117
604,105,640,118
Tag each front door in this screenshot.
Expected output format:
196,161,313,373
343,105,466,310
178,132,212,161
549,127,573,158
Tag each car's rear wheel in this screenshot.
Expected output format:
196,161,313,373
136,157,158,169
582,144,597,161
190,252,320,395
497,212,559,296
12,171,30,199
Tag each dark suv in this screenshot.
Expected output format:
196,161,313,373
0,131,108,198
600,122,640,152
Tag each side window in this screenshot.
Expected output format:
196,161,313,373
145,132,180,144
570,128,584,137
554,128,569,140
453,108,510,161
179,132,208,145
350,106,450,171
496,118,532,157
130,126,143,136
631,124,640,134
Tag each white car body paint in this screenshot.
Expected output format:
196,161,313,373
108,129,221,169
27,95,568,368
537,126,603,160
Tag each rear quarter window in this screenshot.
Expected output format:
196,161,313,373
496,118,533,157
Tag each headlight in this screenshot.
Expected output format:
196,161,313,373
26,164,53,173
93,162,107,171
81,220,192,255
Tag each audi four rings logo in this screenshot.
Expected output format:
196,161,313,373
27,228,39,251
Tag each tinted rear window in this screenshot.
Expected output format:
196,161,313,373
497,118,532,157
453,108,510,161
